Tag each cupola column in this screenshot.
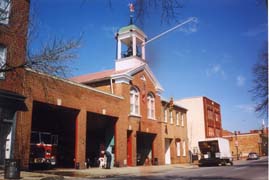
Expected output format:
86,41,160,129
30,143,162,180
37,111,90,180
132,35,137,56
142,41,145,60
117,39,122,59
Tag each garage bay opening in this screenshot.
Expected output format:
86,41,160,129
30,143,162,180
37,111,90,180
31,101,79,169
86,112,117,168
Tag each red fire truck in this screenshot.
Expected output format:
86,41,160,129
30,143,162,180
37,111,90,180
29,131,58,168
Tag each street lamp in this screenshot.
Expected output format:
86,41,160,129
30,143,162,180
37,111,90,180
234,131,239,160
258,130,263,156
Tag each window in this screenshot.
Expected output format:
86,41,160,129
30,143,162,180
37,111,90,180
130,87,140,115
207,108,214,120
208,127,215,137
176,142,181,156
215,112,220,122
181,114,184,127
164,109,168,123
215,129,221,137
176,112,179,125
182,140,186,156
170,111,173,124
147,93,155,119
0,0,10,24
0,45,7,79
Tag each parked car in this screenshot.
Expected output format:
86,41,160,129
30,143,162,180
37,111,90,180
247,152,259,160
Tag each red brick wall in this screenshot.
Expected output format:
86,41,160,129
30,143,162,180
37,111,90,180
84,69,190,166
127,70,163,165
0,0,29,68
0,0,30,94
223,133,261,159
203,97,222,138
13,69,124,168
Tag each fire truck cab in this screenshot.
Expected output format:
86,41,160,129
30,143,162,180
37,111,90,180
29,131,58,168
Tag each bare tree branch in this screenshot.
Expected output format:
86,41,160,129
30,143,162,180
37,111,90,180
1,0,182,77
26,37,81,77
133,0,183,25
0,0,82,78
250,42,268,118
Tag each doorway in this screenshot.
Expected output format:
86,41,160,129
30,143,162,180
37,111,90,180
127,130,132,166
165,138,172,164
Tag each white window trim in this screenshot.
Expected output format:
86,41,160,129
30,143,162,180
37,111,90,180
164,109,168,123
147,93,155,119
170,111,173,124
181,114,184,127
0,45,7,79
176,112,179,126
0,0,11,25
176,142,181,157
130,87,140,116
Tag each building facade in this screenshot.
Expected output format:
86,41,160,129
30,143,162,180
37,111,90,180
0,0,30,168
0,1,189,169
175,96,222,160
223,128,268,159
161,99,189,164
71,23,190,166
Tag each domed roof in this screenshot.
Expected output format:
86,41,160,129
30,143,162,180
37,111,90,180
118,24,147,38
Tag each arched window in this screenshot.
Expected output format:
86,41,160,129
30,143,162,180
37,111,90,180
147,93,155,119
130,87,140,115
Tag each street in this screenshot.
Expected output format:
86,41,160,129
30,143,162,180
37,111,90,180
1,157,267,180
93,157,268,180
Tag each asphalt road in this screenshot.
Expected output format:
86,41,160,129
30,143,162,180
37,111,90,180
96,157,268,180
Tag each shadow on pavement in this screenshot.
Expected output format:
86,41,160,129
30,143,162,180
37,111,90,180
99,175,243,180
235,159,268,168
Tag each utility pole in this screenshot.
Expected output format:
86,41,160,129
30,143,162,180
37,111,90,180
234,131,239,160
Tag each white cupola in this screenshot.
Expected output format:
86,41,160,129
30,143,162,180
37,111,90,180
115,22,147,71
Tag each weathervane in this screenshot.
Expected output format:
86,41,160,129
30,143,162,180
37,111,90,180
128,2,135,24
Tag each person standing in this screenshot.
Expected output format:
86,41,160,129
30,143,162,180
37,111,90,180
101,150,112,169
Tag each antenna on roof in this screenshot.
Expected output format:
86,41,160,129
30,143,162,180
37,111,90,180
142,17,197,46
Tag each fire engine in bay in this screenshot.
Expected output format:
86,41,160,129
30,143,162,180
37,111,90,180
29,131,58,168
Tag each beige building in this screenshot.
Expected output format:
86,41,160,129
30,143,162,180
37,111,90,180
161,99,189,164
175,96,222,161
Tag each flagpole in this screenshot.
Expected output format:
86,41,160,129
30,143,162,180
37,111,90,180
142,17,196,46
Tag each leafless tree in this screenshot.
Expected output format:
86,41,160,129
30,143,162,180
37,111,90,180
26,37,81,77
133,0,183,25
81,0,184,25
2,0,184,77
0,0,82,78
250,42,268,118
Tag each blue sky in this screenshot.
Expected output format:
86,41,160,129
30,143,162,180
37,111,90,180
30,0,268,132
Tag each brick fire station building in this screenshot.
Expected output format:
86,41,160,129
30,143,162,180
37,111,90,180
0,0,189,169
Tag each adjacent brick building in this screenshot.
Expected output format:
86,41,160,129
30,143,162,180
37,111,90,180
0,0,30,168
223,128,268,159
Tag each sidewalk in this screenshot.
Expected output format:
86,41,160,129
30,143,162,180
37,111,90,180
0,163,197,180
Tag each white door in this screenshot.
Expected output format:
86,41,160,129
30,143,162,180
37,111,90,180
5,131,12,159
165,139,171,164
